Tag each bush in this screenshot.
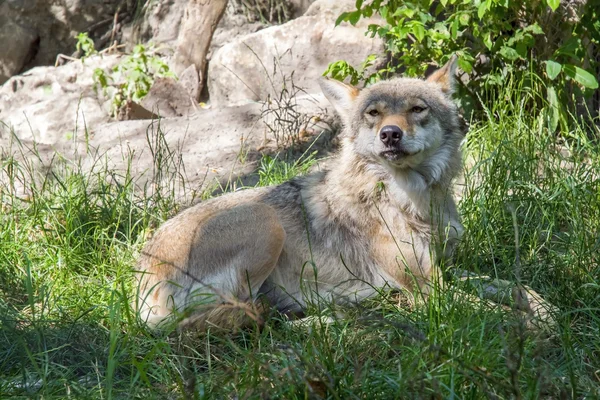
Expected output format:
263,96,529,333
93,44,175,118
325,0,600,128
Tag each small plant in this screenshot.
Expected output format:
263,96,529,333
93,44,176,118
260,71,314,148
75,32,97,60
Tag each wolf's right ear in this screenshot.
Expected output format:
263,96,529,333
318,77,359,119
426,55,459,95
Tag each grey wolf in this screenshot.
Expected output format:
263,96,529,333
135,56,466,330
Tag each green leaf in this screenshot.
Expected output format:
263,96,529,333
545,60,562,80
546,0,560,11
411,22,425,42
545,86,559,132
380,5,388,19
335,11,350,26
483,32,493,50
525,23,544,35
563,64,599,89
451,18,459,40
457,57,473,73
348,10,361,25
477,1,488,19
499,46,520,61
355,0,364,8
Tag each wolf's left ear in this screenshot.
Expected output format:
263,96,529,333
426,55,459,95
318,77,359,119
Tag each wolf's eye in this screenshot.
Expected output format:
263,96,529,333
367,109,379,117
411,106,427,114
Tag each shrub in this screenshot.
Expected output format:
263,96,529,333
93,44,175,118
325,0,600,128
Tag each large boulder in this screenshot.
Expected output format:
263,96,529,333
0,17,39,84
0,55,334,198
207,0,384,106
1,97,333,198
0,0,123,83
0,55,120,145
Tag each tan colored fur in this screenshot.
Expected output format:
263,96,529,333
135,57,466,331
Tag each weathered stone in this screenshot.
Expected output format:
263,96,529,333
178,64,201,101
0,0,122,79
134,0,267,55
0,55,120,144
0,16,39,84
207,0,384,106
0,53,335,198
117,100,159,121
135,0,189,45
140,77,196,118
290,0,317,18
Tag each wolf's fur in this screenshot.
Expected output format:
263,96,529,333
135,57,466,330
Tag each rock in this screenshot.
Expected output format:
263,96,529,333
0,54,335,198
79,95,333,195
209,15,265,58
117,100,159,121
178,64,201,101
207,0,384,106
290,0,318,18
134,0,267,54
0,0,123,81
135,0,189,45
0,55,121,145
140,77,196,118
0,17,39,85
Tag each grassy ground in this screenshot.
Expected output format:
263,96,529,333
1,81,599,399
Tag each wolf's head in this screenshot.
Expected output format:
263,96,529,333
319,57,466,185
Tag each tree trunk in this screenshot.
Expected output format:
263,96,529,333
174,0,228,102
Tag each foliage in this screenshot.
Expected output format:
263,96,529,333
93,44,176,118
327,0,600,125
75,32,97,60
324,54,379,86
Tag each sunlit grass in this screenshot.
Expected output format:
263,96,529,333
1,80,599,398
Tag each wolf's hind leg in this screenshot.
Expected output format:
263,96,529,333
179,203,286,331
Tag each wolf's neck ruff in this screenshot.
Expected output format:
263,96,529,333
321,134,460,224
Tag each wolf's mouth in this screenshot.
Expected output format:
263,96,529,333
379,149,418,161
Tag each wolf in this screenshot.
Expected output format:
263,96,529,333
135,56,466,331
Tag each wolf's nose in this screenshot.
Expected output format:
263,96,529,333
379,125,403,146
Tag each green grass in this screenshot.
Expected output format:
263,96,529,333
1,80,599,398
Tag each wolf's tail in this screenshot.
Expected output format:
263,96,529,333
178,299,270,332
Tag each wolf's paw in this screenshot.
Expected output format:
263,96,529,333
454,270,557,330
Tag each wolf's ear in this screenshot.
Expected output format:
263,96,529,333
426,55,459,95
318,77,359,119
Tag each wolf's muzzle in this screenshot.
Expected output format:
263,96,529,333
379,125,403,147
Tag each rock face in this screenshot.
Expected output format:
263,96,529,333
140,77,197,118
0,54,334,197
0,16,39,84
207,0,384,106
0,0,123,84
0,55,121,145
135,0,189,45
